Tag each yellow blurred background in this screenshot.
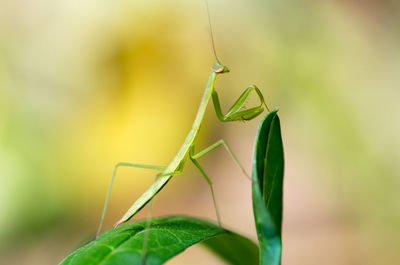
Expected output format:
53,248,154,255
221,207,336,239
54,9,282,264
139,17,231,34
1,0,399,264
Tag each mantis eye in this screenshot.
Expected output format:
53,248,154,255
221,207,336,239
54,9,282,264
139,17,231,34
212,63,230,73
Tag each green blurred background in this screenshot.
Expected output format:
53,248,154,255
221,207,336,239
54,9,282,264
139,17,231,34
1,0,399,264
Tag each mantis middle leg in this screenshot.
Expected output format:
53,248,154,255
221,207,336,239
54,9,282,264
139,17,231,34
191,139,251,180
189,140,250,226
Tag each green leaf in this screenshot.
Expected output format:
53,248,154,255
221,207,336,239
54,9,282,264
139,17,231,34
60,216,259,265
252,110,284,265
202,233,259,265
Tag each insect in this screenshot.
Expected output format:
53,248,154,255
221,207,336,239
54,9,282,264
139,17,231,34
96,2,270,262
96,61,268,229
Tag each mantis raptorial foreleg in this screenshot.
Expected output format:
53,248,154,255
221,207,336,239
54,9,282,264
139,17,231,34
96,162,168,237
212,85,269,121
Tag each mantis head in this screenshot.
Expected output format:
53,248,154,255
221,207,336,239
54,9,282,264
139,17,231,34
212,62,230,74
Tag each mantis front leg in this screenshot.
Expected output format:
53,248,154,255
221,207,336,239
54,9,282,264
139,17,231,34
212,85,269,121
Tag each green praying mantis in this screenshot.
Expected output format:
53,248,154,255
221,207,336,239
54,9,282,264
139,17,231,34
96,61,269,237
95,4,271,264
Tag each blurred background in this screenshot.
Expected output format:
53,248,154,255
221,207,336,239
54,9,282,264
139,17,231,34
0,0,399,264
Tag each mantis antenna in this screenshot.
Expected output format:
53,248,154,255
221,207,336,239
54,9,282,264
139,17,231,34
205,0,221,63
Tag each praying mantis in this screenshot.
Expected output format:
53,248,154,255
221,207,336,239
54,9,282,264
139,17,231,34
96,61,269,237
95,3,270,257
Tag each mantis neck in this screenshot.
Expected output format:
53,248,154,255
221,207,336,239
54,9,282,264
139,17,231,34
171,70,218,164
192,71,218,130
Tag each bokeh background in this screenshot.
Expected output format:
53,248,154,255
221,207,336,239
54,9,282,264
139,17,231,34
1,0,399,264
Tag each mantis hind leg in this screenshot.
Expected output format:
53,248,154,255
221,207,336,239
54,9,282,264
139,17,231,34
141,179,157,265
98,163,182,264
96,162,167,238
140,168,183,265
